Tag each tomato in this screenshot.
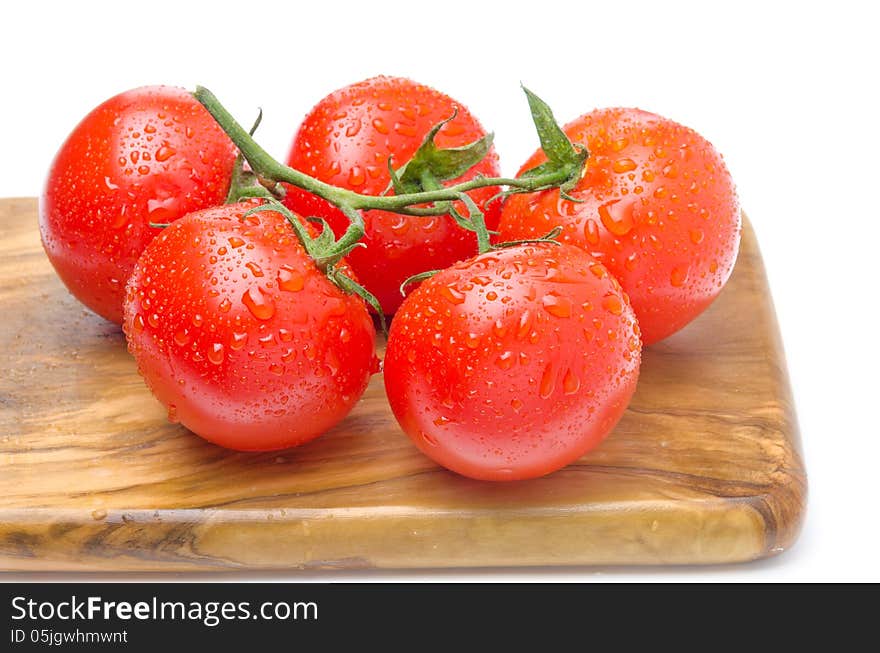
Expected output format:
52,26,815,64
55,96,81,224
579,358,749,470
40,86,237,324
122,202,378,451
498,108,740,345
283,76,501,314
383,243,641,481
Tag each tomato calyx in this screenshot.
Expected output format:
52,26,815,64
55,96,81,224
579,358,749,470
386,109,495,195
244,199,386,335
515,86,589,202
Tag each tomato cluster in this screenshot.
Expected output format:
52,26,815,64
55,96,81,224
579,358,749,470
40,77,739,481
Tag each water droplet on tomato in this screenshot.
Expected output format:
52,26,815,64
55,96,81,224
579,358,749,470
542,293,572,318
173,328,190,346
278,265,304,292
155,145,176,162
326,349,340,377
563,369,581,395
517,310,533,338
348,166,365,187
583,218,601,245
602,295,623,315
440,284,466,305
539,364,556,399
207,343,225,365
229,331,248,350
345,120,362,137
242,286,275,320
245,262,264,278
495,351,515,370
228,236,245,249
612,158,637,173
278,328,293,342
394,122,417,137
464,332,481,349
389,215,410,235
689,228,705,244
146,196,178,223
598,199,634,236
670,265,689,287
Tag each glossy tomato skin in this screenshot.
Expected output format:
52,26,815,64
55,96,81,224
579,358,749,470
383,243,641,481
123,202,377,451
284,76,501,314
499,108,740,345
41,86,237,324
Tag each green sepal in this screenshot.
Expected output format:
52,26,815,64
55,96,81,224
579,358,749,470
306,217,339,254
399,269,442,297
517,86,589,196
329,267,387,337
389,110,495,195
242,200,385,335
492,226,563,250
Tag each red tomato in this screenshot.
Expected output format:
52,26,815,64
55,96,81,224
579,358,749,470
499,108,740,345
383,243,641,481
40,86,237,324
284,76,501,314
123,202,378,451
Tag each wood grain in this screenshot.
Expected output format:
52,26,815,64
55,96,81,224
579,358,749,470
0,198,805,570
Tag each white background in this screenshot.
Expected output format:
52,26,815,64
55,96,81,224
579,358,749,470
2,0,877,582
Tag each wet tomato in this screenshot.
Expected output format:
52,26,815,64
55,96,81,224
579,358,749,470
383,243,641,481
123,202,378,451
499,108,740,344
41,86,237,323
284,76,501,314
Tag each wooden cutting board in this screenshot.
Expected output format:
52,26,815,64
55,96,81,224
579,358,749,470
0,198,805,571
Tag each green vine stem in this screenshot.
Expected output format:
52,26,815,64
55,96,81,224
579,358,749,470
193,84,589,317
193,86,585,222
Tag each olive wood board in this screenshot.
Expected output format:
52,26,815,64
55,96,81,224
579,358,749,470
0,198,805,571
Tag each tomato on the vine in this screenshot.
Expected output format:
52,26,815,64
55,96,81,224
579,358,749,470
383,243,641,481
40,86,237,323
283,76,501,314
499,108,740,344
123,202,378,451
